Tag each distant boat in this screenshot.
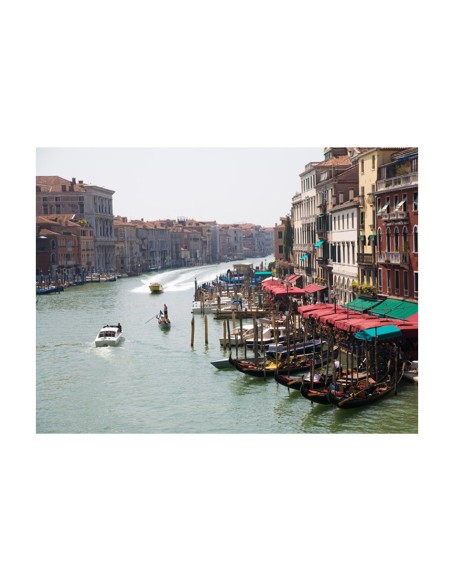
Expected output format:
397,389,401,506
149,283,164,294
36,285,64,295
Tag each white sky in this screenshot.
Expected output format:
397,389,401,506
36,147,324,226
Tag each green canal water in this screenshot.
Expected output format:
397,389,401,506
36,257,418,433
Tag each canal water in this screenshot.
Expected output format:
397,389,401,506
36,257,418,433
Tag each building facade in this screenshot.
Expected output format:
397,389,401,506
375,148,418,300
36,176,116,272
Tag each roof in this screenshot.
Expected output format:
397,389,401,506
36,176,86,192
314,156,352,168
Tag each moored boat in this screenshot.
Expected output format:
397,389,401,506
229,347,336,378
327,378,394,408
402,360,418,383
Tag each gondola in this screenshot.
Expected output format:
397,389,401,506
229,347,336,378
327,378,393,408
158,316,171,330
327,363,404,409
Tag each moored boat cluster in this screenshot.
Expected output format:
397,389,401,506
204,266,418,409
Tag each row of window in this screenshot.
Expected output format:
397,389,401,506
376,225,418,253
377,190,418,214
378,269,418,297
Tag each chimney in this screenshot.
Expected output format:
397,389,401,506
78,180,83,185
72,177,76,184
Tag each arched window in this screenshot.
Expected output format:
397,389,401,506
377,228,382,252
386,228,391,252
403,226,408,252
394,227,400,251
414,225,418,253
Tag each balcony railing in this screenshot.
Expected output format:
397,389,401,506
381,211,408,222
377,172,418,192
357,252,374,265
378,251,409,265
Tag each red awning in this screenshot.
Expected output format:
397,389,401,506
273,286,307,298
297,304,333,319
286,274,302,284
406,312,418,324
301,283,327,294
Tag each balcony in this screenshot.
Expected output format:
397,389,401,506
378,251,409,265
357,252,374,266
381,211,408,222
377,172,418,192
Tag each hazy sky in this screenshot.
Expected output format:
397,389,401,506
36,147,324,227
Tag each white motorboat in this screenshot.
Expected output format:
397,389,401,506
192,296,232,314
94,324,123,347
219,324,255,346
403,360,418,383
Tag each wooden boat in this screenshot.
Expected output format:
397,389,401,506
275,368,368,405
229,348,335,378
157,316,171,330
149,282,164,294
327,361,404,409
327,377,394,408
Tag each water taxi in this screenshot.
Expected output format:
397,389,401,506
94,324,123,347
149,283,164,294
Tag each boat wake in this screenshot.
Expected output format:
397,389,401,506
130,256,274,294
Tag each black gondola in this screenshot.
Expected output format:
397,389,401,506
229,348,335,378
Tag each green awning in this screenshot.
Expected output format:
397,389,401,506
368,298,418,320
358,234,366,240
355,325,402,341
368,234,376,239
254,271,273,276
300,253,309,261
314,240,325,248
342,297,384,313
